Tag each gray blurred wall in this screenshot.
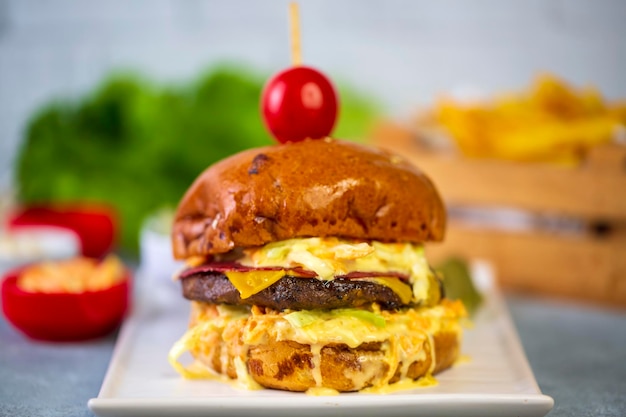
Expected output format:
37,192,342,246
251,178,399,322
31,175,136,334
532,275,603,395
1,0,625,190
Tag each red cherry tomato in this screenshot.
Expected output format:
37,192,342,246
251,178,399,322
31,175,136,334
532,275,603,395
261,66,338,143
1,268,130,341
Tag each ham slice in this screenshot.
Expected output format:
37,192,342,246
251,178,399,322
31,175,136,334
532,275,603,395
179,262,409,281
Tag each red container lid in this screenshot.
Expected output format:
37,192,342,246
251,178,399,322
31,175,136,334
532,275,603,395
7,204,117,258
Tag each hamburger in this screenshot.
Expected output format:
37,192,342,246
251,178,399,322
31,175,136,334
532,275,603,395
168,138,465,393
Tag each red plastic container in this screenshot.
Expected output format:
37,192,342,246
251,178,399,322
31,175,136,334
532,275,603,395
8,205,117,258
1,267,130,341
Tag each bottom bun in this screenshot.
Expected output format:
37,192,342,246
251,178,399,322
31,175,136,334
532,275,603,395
245,331,459,392
175,301,465,392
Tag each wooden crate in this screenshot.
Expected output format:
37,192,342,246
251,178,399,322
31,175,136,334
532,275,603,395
370,121,626,308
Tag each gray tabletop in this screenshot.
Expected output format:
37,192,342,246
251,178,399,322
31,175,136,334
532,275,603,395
1,293,624,417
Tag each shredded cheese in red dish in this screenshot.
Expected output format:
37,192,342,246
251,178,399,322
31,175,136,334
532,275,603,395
17,255,125,293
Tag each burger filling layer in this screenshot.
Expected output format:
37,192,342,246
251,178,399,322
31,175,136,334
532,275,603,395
181,238,441,308
168,299,466,391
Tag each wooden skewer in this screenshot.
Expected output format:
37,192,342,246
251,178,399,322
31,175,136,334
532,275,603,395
289,2,302,66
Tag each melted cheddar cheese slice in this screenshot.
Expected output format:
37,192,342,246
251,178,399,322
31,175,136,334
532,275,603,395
225,270,286,299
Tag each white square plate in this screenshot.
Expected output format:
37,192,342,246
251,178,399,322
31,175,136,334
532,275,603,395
88,264,554,417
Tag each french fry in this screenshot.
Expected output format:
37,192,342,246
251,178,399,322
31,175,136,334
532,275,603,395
432,74,625,163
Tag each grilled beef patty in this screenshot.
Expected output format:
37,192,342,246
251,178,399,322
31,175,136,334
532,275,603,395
181,272,414,310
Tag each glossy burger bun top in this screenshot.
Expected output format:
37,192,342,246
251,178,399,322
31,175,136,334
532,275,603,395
172,139,446,259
